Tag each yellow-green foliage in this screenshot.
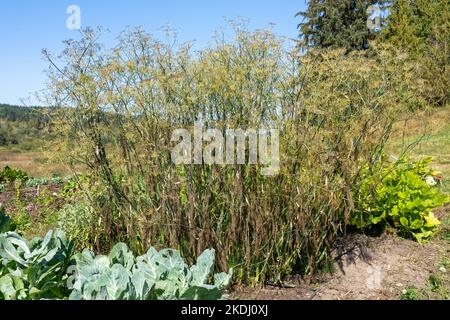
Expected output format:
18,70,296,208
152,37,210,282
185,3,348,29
44,26,422,284
352,157,449,243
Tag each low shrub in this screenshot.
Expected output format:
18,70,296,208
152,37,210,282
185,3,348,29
352,157,449,243
0,166,28,183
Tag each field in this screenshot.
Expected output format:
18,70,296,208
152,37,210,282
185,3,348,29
0,149,70,178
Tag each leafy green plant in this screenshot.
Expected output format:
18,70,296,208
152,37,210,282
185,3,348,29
24,175,65,188
0,230,75,300
0,166,28,183
60,179,76,197
0,208,16,233
51,175,63,185
25,177,49,188
57,201,97,251
400,287,421,300
352,157,449,243
69,243,233,300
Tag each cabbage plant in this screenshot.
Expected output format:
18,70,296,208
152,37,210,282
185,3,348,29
0,230,75,299
69,243,233,300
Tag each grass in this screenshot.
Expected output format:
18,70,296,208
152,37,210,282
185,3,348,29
388,106,450,194
400,275,449,300
400,247,450,300
0,149,70,178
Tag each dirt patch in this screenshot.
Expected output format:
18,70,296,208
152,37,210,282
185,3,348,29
314,235,440,300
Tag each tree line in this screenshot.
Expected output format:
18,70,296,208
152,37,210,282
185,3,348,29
297,0,449,106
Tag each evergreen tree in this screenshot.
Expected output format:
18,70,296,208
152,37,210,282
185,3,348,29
382,0,449,105
382,0,449,56
297,0,387,51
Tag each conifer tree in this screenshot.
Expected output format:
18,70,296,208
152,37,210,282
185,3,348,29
383,0,449,105
297,0,387,51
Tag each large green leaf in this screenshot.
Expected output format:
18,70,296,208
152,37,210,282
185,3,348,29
0,209,16,233
106,264,131,300
181,285,223,300
109,243,134,271
190,249,214,286
0,233,28,266
155,249,186,272
0,275,16,300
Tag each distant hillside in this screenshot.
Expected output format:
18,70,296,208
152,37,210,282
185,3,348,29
0,104,50,123
0,104,51,149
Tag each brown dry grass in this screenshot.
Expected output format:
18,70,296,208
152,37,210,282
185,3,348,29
0,149,70,177
389,105,450,193
392,107,450,139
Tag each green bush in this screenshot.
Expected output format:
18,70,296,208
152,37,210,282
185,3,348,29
0,166,28,183
352,157,449,243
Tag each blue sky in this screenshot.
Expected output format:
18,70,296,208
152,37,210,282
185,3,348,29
0,1,306,106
